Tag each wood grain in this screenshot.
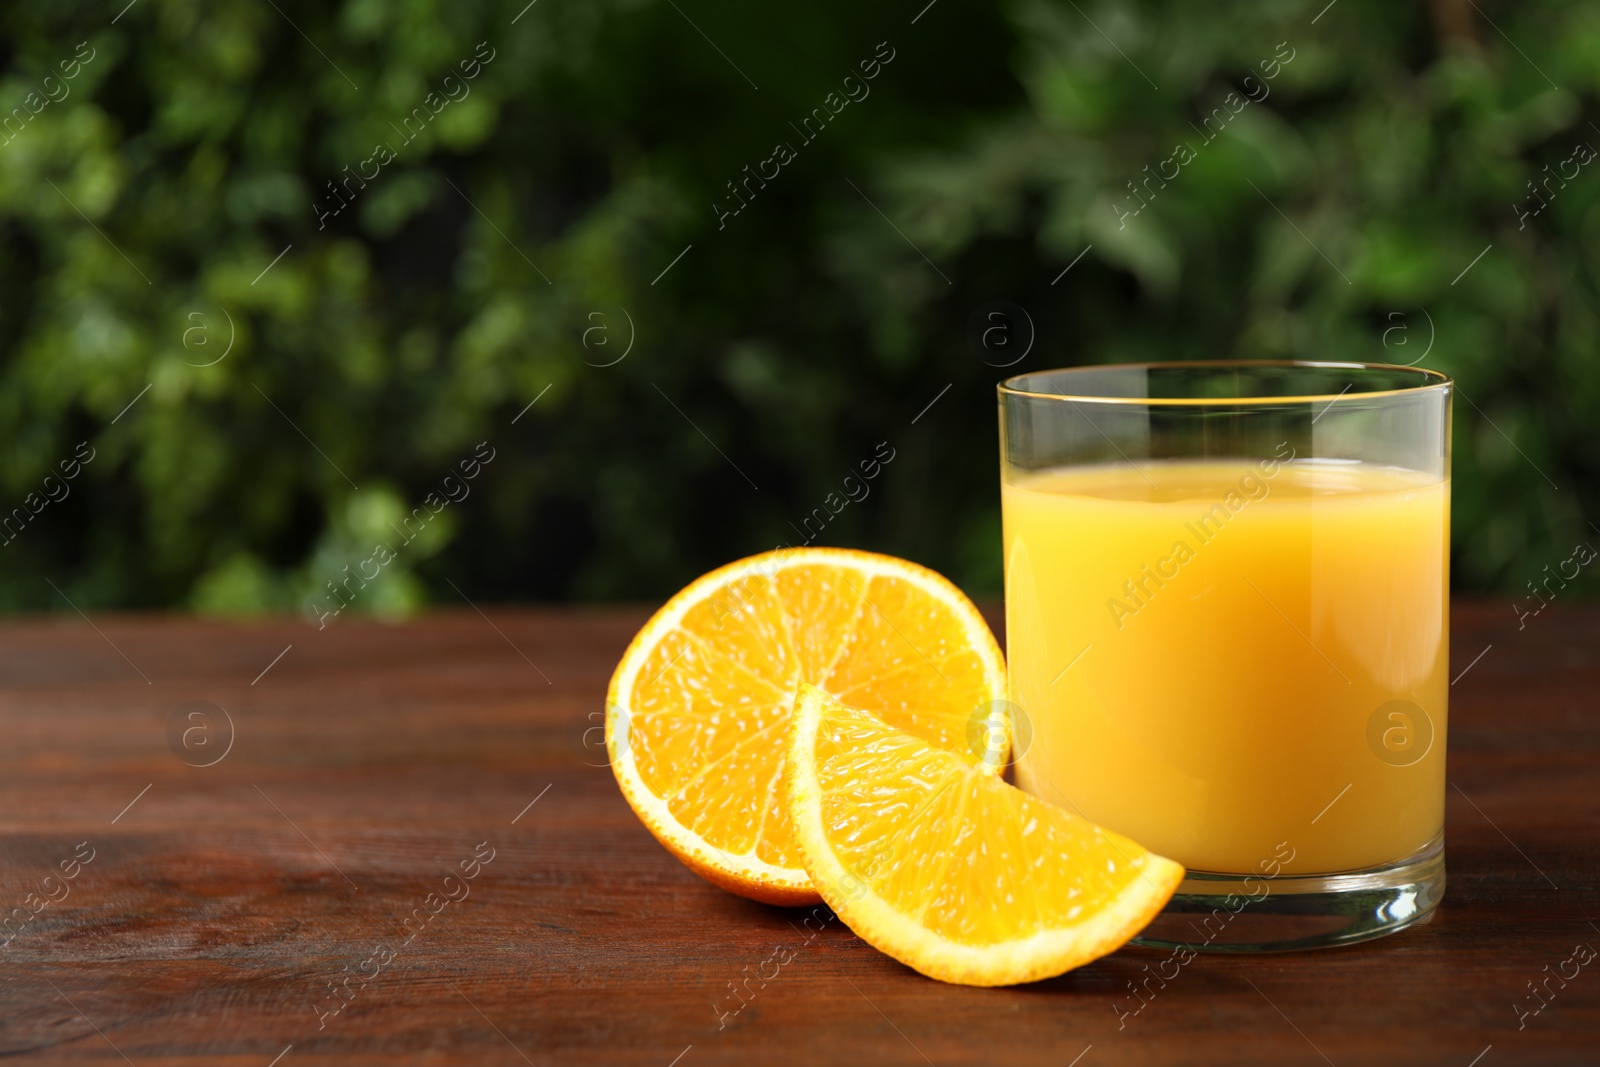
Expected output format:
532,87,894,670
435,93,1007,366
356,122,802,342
0,601,1596,1065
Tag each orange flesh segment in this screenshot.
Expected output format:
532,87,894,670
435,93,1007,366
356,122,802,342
789,689,1184,984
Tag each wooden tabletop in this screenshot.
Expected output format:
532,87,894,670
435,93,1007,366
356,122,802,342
1,600,1596,1066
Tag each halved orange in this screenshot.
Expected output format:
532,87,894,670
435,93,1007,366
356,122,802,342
605,548,1007,905
786,685,1184,985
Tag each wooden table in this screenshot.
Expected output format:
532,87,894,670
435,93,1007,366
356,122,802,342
1,601,1595,1066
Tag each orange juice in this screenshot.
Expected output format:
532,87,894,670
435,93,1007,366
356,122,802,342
1004,456,1448,874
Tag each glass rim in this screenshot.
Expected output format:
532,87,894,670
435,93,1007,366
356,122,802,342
997,360,1453,407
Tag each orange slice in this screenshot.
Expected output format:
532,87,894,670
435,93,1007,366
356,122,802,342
786,685,1184,985
605,548,1007,905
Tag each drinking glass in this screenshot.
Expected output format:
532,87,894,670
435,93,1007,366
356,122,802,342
998,361,1451,950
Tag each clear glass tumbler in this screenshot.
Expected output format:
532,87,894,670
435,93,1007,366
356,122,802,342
998,361,1451,951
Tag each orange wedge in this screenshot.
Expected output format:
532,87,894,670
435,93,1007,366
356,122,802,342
786,685,1184,985
606,548,1008,905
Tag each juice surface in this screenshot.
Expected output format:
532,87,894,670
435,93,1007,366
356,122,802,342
1004,456,1448,875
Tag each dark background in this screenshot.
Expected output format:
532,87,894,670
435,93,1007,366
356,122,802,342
0,0,1594,617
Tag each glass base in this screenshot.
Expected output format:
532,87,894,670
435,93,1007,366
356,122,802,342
1130,833,1445,953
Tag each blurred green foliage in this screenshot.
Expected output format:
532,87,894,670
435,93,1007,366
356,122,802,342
0,0,1595,615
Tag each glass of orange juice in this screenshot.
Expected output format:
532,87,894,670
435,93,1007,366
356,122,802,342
999,361,1451,950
